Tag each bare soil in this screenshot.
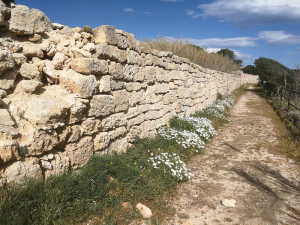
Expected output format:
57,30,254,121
170,85,300,225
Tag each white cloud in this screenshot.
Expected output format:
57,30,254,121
188,37,256,48
123,8,135,13
257,31,300,46
197,0,300,26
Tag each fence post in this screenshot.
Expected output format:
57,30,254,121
288,90,291,110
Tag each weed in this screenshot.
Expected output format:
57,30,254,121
17,145,28,156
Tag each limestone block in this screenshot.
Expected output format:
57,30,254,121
66,136,94,169
52,52,65,70
113,89,129,112
9,5,53,35
125,82,142,92
156,83,169,94
24,97,68,129
0,109,15,126
44,151,70,178
101,112,126,131
81,118,101,135
172,55,184,64
20,63,42,81
67,125,83,143
152,56,163,67
93,25,117,45
0,67,18,90
70,58,108,75
22,43,44,58
69,100,87,124
99,75,111,93
52,22,64,30
109,126,126,140
156,68,171,82
123,64,137,81
126,106,143,120
0,50,15,75
0,137,18,163
20,80,43,93
89,95,115,117
110,80,125,91
94,43,120,62
129,90,146,106
70,47,91,58
0,89,7,98
149,101,164,111
5,157,42,184
43,60,59,81
83,42,96,52
139,66,156,84
144,109,164,120
128,113,145,127
94,132,110,151
140,42,151,54
144,54,153,66
109,62,124,79
127,49,142,66
28,34,42,43
59,69,98,98
12,53,27,66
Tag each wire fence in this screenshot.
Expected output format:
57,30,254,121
280,87,300,111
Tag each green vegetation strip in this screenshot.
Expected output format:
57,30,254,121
0,90,243,225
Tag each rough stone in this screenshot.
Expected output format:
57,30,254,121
70,58,108,75
221,199,236,208
0,50,15,75
94,132,110,151
89,95,115,117
0,138,18,163
82,42,95,52
11,53,27,65
52,22,64,30
5,158,43,184
20,63,42,81
94,43,120,62
93,25,117,45
52,52,65,70
22,43,44,58
136,203,152,218
28,34,42,43
59,69,98,98
20,80,43,93
9,5,53,35
0,67,18,90
113,89,129,112
99,75,111,93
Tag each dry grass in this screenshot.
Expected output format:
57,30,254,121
145,37,240,73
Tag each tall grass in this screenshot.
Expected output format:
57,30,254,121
145,37,240,73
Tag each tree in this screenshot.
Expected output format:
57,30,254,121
217,48,243,66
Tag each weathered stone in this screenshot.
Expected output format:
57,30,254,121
123,64,138,81
93,25,117,45
101,113,126,131
24,97,68,128
0,138,18,163
110,80,124,91
109,62,124,79
11,53,27,65
221,199,236,208
99,75,111,93
9,5,53,35
5,157,42,184
140,42,151,54
82,42,95,52
20,80,43,93
156,83,169,94
22,43,44,58
127,49,142,65
0,50,15,75
44,151,70,178
0,89,7,98
109,126,126,140
52,22,64,30
43,60,59,81
89,95,115,117
70,47,91,58
113,89,129,112
52,52,65,70
32,57,45,72
94,44,120,62
136,203,152,218
129,90,146,106
81,118,100,135
70,58,108,75
83,25,93,34
40,160,52,170
20,63,42,81
94,132,110,151
0,67,18,90
59,69,98,98
125,82,142,92
28,34,42,42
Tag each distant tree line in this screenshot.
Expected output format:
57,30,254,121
242,57,300,95
216,48,243,67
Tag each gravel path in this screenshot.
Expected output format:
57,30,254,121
171,85,300,225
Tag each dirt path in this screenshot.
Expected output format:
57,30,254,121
170,86,300,225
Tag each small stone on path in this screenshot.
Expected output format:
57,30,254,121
136,203,152,218
221,199,236,208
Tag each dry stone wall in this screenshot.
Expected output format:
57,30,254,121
0,2,258,185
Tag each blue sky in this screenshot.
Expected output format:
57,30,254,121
17,0,300,69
